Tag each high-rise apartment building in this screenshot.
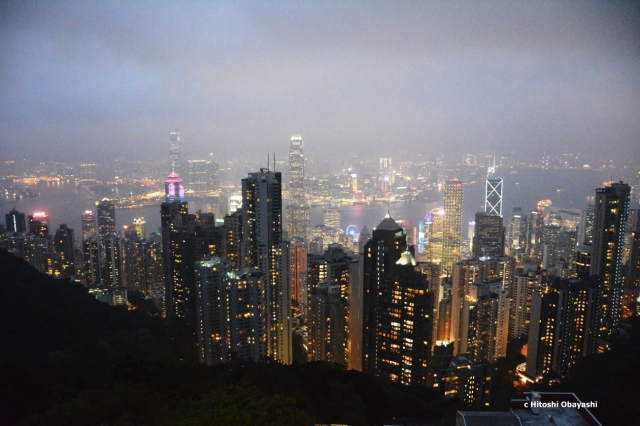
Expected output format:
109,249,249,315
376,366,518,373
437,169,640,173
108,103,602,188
362,215,433,385
290,241,307,304
241,169,291,364
53,224,75,277
525,277,599,380
306,245,358,366
195,257,267,365
591,182,630,337
443,181,463,274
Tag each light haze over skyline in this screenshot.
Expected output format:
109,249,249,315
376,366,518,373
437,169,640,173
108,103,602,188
1,1,639,163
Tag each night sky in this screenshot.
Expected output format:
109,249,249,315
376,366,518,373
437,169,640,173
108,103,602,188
1,1,639,163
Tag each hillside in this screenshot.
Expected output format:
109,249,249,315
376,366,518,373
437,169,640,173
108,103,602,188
0,249,455,426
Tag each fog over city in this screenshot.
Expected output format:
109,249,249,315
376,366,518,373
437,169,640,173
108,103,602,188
1,1,639,163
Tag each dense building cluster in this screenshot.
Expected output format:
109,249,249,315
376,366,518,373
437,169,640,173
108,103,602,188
2,132,639,412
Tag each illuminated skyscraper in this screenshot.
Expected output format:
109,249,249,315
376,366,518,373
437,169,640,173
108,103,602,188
472,212,504,259
28,212,49,238
362,214,433,385
591,182,630,337
290,241,307,304
164,174,185,203
5,209,26,233
286,135,310,242
95,199,116,239
54,224,75,277
241,169,291,364
195,257,267,365
485,165,503,216
288,135,305,206
81,210,96,241
169,129,181,174
442,181,463,274
133,217,146,239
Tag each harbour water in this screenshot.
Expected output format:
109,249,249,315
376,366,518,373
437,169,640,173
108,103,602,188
1,167,629,239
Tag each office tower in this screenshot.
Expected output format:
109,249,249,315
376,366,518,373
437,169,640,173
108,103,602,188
289,135,305,206
506,207,527,261
161,171,190,318
362,215,433,385
286,135,310,242
290,241,307,304
54,224,75,277
324,209,341,230
5,209,26,233
187,159,211,192
485,166,503,216
95,199,116,239
379,157,392,171
472,212,504,259
169,129,181,174
525,277,599,380
164,173,185,203
81,210,96,241
78,163,97,183
591,182,630,337
442,181,463,274
133,217,146,239
241,169,291,364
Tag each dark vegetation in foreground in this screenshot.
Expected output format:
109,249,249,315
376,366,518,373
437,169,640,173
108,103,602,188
3,247,638,425
0,249,459,426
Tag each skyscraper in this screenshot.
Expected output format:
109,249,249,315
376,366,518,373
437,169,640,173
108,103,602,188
54,224,75,277
5,209,26,233
95,199,116,239
362,214,433,385
443,181,463,274
485,165,503,216
591,182,630,337
81,210,96,241
169,129,181,174
195,257,267,365
241,169,291,364
286,135,310,242
472,212,504,259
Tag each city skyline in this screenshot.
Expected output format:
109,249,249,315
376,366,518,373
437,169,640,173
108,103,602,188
1,2,639,163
